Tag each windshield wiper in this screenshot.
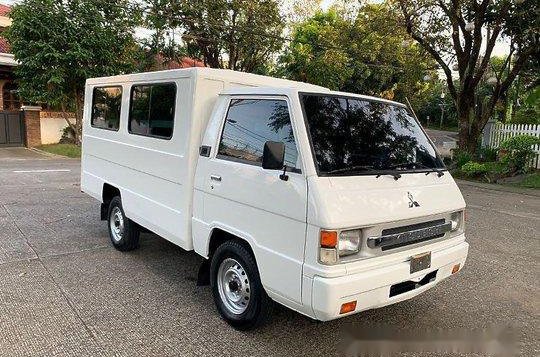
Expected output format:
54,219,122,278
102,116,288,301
387,162,445,177
325,165,404,180
325,165,378,175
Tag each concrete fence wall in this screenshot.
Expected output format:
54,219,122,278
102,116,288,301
39,111,75,145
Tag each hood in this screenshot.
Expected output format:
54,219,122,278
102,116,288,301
307,172,465,229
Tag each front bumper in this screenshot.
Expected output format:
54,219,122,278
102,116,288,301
311,241,469,321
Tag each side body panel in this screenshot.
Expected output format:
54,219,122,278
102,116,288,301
193,95,309,306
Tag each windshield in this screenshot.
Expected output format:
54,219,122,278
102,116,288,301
301,94,445,176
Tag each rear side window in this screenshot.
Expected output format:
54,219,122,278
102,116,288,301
218,99,299,168
129,83,176,139
91,86,122,131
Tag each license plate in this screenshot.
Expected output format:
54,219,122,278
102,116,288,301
410,252,431,274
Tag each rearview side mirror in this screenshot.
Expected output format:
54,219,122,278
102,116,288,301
262,141,285,170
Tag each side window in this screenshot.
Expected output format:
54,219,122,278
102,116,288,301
129,83,176,139
218,99,299,168
91,86,122,130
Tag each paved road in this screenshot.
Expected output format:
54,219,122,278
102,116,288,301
425,129,458,157
1,149,538,356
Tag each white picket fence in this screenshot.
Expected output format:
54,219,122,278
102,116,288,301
483,122,540,169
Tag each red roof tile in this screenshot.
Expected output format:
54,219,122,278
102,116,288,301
0,36,10,53
155,54,206,69
0,4,10,17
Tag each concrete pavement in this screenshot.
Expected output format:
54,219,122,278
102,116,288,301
0,149,538,356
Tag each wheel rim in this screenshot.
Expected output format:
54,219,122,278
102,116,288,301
109,206,124,242
217,258,251,315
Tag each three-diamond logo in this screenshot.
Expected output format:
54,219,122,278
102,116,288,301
408,192,420,208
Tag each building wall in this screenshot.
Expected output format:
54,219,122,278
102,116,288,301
40,112,75,144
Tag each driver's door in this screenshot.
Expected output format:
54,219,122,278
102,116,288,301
201,96,307,304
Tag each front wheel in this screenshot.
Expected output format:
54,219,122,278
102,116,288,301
107,196,140,251
210,240,273,330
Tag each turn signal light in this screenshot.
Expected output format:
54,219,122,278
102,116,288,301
340,301,357,314
320,230,338,248
452,263,460,274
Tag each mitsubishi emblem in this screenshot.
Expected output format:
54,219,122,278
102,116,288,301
408,192,420,208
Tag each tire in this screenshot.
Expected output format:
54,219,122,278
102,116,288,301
210,240,273,330
107,196,140,251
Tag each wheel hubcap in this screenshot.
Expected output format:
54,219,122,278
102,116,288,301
217,258,251,315
109,207,124,242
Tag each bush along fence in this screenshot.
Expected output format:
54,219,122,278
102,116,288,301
482,121,540,169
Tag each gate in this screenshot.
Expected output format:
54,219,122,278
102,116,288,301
0,110,24,147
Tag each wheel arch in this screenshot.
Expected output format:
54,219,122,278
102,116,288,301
100,183,121,220
196,226,257,286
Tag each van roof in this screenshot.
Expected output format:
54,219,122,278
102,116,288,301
86,67,326,90
87,67,406,108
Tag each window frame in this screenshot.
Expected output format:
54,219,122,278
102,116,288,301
90,85,123,132
127,81,177,140
215,95,302,174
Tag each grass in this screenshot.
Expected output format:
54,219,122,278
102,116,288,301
506,172,540,189
37,143,81,158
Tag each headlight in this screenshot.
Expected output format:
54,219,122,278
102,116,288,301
450,210,464,232
319,229,361,264
338,229,361,256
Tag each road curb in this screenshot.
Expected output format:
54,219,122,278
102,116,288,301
456,179,540,197
29,147,79,160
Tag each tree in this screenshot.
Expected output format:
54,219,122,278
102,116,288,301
397,0,540,153
6,0,141,144
277,6,438,103
166,0,284,73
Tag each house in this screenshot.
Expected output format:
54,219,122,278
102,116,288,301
0,3,20,111
0,2,207,148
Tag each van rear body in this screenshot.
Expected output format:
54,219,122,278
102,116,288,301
81,68,468,328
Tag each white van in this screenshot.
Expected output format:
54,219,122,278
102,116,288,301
81,68,468,330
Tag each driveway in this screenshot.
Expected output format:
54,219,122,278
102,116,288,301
0,149,538,356
425,129,458,157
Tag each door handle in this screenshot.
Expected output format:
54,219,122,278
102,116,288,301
210,175,222,182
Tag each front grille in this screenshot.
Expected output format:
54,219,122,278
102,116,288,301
368,219,450,251
389,270,437,297
382,219,445,236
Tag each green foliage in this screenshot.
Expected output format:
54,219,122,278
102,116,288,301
478,147,498,163
460,161,507,182
516,172,540,189
277,10,352,90
461,162,490,176
173,0,284,72
277,5,437,102
453,150,473,169
6,0,141,142
500,135,540,173
511,86,540,125
397,0,540,154
37,144,81,158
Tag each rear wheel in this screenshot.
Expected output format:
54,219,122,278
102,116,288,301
107,196,140,251
210,240,273,330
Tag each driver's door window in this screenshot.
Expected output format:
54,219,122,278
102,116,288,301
217,99,300,169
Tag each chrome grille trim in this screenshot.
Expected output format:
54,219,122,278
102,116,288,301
367,221,452,250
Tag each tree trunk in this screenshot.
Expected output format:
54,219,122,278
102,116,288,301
60,102,77,144
73,89,84,146
456,93,481,155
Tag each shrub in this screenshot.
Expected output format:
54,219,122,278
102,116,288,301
461,162,489,176
59,125,76,144
500,135,540,173
453,149,473,168
461,161,507,182
478,147,498,162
